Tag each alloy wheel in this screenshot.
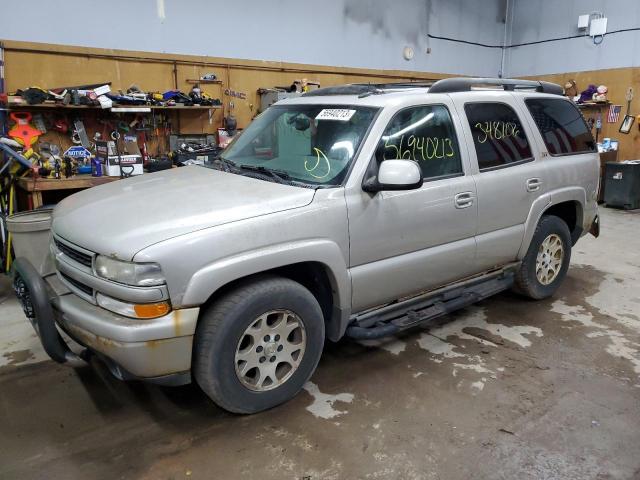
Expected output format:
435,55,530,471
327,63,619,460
234,310,307,391
536,233,564,285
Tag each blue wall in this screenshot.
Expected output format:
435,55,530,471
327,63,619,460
505,0,640,76
6,0,632,78
0,0,506,77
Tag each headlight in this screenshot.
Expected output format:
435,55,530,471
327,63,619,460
94,256,165,287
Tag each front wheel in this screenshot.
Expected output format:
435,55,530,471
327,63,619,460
193,275,325,413
513,215,572,300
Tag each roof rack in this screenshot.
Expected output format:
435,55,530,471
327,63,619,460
428,77,563,96
354,81,436,89
303,81,436,97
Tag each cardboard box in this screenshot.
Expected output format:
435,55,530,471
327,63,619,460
95,141,143,177
104,154,143,177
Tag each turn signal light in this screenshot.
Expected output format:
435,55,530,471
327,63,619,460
133,302,172,319
96,293,171,319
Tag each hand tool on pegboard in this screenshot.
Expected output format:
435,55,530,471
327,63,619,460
625,87,634,115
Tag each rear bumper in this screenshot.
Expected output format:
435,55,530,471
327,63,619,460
589,213,600,238
12,257,199,385
582,201,600,238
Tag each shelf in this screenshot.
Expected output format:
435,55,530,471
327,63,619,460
186,79,223,84
3,102,222,111
16,175,119,192
577,102,610,109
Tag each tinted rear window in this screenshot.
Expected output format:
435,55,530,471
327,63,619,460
525,98,595,155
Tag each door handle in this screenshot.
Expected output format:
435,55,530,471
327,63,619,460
454,192,474,209
526,178,542,192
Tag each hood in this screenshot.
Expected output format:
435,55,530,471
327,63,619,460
52,166,315,259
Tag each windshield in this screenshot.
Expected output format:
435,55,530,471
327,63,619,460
219,105,378,186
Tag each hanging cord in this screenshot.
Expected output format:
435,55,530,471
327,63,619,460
428,26,640,49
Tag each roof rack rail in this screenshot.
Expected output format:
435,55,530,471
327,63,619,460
353,81,436,89
303,81,437,97
428,77,563,96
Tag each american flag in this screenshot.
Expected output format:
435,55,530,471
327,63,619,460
607,105,622,123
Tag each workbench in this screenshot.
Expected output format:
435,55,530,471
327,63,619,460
16,175,119,210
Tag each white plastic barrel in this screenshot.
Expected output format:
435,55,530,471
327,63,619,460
7,209,54,275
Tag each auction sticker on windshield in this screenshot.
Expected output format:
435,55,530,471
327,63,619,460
315,109,357,121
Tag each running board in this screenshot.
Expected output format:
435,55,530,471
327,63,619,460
345,269,516,340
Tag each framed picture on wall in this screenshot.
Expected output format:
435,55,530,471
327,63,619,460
619,115,635,134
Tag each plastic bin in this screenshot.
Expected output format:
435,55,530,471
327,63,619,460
7,209,54,275
604,161,640,210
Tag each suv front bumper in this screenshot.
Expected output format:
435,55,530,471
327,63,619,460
12,257,199,386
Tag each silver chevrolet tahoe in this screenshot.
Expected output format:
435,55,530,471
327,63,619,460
13,78,600,413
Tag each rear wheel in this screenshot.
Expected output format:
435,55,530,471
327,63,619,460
193,275,324,413
514,215,571,300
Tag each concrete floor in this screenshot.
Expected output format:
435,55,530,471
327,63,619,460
1,207,639,480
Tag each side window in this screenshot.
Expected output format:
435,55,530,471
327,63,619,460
465,102,533,170
378,105,462,179
525,98,596,155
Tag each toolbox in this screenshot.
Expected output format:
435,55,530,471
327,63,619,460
604,161,640,210
174,151,219,166
597,150,618,202
259,90,302,112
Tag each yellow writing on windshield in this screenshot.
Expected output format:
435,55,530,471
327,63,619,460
305,148,331,179
383,135,455,161
474,121,520,144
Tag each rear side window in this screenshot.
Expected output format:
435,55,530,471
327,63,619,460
525,98,595,155
465,102,532,170
378,105,462,179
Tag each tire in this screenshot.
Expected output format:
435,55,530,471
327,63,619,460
513,215,572,300
193,274,325,414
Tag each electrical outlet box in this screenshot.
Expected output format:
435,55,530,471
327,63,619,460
578,14,590,30
590,17,607,36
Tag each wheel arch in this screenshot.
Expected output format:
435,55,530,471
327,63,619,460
543,200,584,244
518,189,585,259
183,240,351,341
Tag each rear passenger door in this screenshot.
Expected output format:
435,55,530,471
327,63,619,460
452,93,546,271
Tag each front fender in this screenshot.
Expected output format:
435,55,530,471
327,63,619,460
181,239,351,313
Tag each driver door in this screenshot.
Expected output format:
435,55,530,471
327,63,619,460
346,101,479,312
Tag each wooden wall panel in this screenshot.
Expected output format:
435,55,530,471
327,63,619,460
5,41,637,160
2,40,444,138
528,68,640,161
5,51,176,93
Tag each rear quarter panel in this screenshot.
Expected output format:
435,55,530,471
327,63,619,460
515,94,599,257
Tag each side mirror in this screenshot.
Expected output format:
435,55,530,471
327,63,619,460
363,159,423,192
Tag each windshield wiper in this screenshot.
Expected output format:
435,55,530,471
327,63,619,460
213,156,238,172
238,164,291,183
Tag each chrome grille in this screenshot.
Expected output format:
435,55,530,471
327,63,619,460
60,272,93,296
54,239,93,267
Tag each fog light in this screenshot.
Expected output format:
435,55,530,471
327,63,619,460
96,293,171,319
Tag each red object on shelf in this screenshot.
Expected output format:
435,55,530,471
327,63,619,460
8,111,42,148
